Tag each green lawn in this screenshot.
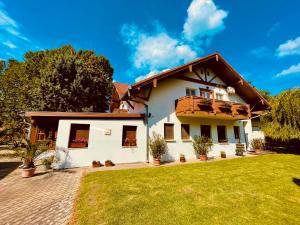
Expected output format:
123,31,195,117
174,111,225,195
72,154,300,225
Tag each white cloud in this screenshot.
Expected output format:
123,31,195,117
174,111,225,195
276,36,300,57
250,46,271,58
135,68,170,82
2,41,17,49
183,0,228,41
122,24,197,72
121,0,228,82
0,1,35,59
275,62,300,77
267,22,280,37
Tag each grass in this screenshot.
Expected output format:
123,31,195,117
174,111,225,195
72,154,300,225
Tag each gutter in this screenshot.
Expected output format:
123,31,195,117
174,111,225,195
126,86,150,163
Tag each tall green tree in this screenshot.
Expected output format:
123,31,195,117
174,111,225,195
39,46,113,111
0,45,113,142
261,88,300,142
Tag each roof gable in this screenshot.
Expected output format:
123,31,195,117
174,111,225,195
125,53,270,112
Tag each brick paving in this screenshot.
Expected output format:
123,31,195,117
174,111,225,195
0,159,82,225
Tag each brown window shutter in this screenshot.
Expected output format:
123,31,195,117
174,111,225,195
201,125,211,138
122,126,137,146
181,124,190,139
69,124,90,148
164,124,174,140
217,125,227,143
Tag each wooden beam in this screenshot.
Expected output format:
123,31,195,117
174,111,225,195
204,69,207,82
208,74,217,83
175,76,227,89
216,54,219,61
145,87,153,101
189,65,193,72
153,79,157,88
126,100,134,110
193,70,204,82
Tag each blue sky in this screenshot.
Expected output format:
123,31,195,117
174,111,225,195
0,0,300,94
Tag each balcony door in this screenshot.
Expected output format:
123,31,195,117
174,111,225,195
200,88,212,99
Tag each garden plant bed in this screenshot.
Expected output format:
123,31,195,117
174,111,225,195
71,154,300,225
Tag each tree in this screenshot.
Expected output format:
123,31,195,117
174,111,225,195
0,45,114,144
261,88,300,142
39,46,113,112
0,60,29,145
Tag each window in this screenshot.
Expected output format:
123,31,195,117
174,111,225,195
234,126,240,140
181,124,190,140
186,88,196,96
69,124,90,148
164,123,174,140
122,126,137,147
216,93,223,100
200,88,211,98
217,126,227,143
201,125,211,138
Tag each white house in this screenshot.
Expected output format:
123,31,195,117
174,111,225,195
25,53,270,168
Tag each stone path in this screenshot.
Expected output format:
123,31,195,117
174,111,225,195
0,159,82,225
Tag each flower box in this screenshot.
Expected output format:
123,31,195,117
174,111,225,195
70,142,87,148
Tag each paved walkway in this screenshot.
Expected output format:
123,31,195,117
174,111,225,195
0,153,258,225
0,158,82,225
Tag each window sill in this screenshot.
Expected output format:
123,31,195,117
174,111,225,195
122,146,137,148
165,139,176,143
68,147,88,150
182,139,192,142
218,142,229,145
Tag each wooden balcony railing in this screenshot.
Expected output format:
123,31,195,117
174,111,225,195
175,96,250,120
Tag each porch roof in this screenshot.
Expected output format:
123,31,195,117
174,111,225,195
25,111,145,119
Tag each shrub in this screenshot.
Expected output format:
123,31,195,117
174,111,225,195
149,132,167,159
250,138,264,150
193,136,213,156
42,156,54,169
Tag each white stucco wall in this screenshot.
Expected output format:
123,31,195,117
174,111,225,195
55,119,147,168
144,71,250,161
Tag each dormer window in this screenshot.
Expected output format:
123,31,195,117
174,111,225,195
186,88,196,96
200,88,212,99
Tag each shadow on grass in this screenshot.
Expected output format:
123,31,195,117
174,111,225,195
0,161,21,180
292,178,300,187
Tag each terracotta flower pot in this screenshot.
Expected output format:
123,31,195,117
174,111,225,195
92,161,102,168
153,158,161,166
199,155,208,161
22,167,36,178
180,157,186,163
255,149,261,154
105,161,114,167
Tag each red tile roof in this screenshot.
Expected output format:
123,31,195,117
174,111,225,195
113,82,129,99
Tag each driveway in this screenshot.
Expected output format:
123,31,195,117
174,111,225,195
0,158,82,225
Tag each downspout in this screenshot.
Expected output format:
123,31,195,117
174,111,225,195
126,86,150,163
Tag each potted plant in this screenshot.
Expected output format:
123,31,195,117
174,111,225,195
250,138,264,154
180,153,186,163
42,156,54,170
149,132,167,166
92,160,102,167
14,139,49,178
192,136,213,161
220,151,226,158
105,160,114,167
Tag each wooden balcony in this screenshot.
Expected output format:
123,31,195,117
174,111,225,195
175,96,250,120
